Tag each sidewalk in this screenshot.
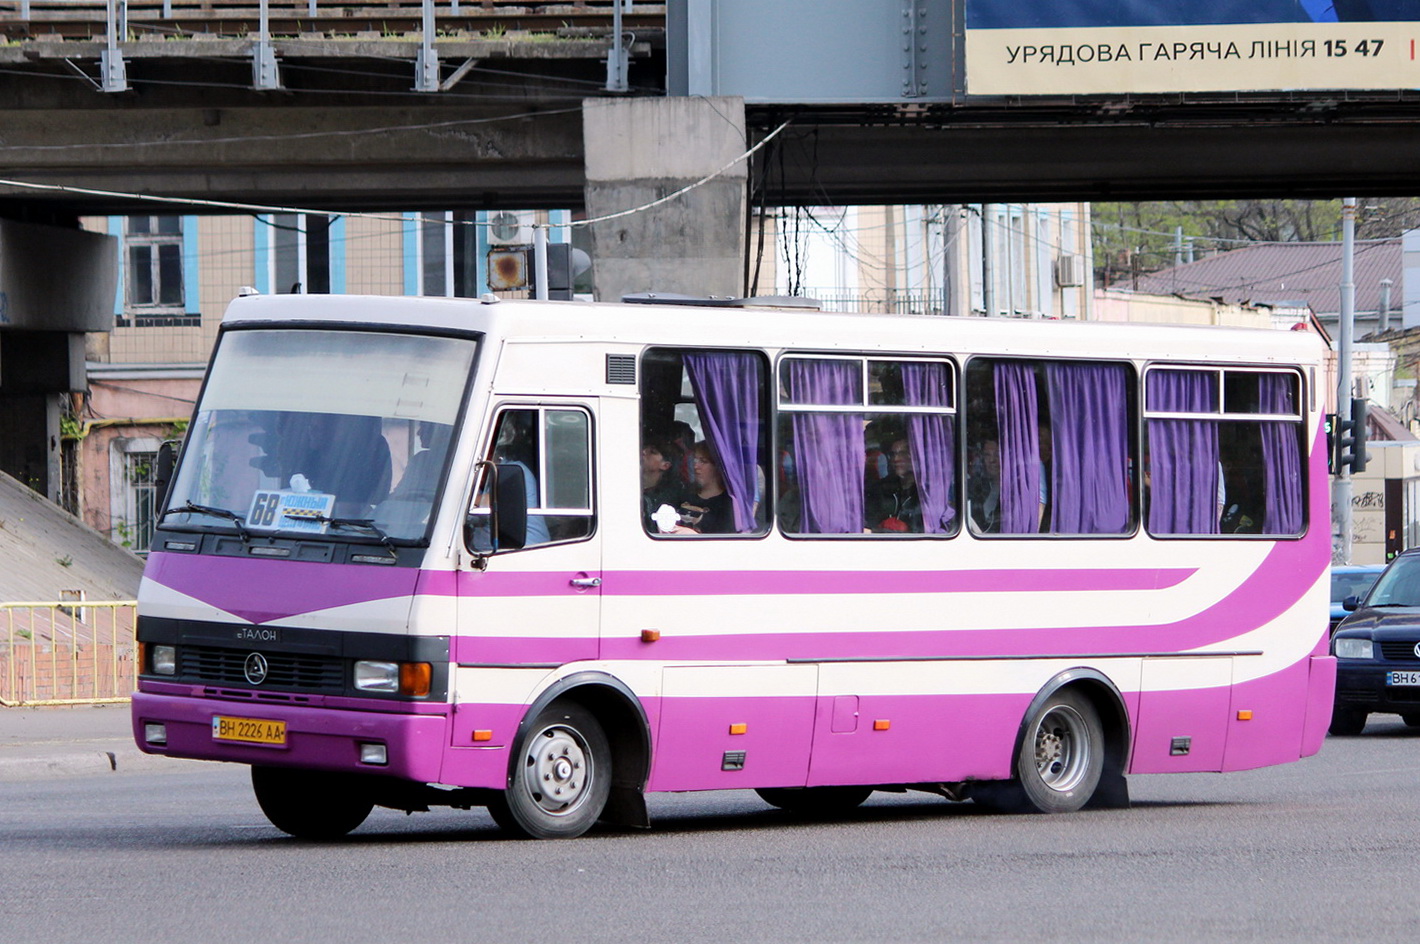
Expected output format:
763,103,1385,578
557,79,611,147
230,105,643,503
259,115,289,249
0,703,204,781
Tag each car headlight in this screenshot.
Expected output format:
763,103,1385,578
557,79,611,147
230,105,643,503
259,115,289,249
1334,638,1374,660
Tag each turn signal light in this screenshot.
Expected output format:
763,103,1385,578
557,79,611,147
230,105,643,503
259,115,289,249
400,662,432,697
873,719,891,731
729,723,747,735
1236,709,1253,721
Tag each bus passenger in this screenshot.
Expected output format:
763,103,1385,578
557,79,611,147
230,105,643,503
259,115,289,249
867,437,923,533
672,441,735,534
970,439,1002,533
642,439,690,531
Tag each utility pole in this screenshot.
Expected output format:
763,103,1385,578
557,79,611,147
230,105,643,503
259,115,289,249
1337,197,1357,564
981,204,996,317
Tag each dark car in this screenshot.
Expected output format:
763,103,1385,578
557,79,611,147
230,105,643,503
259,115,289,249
1331,550,1420,735
1330,564,1386,634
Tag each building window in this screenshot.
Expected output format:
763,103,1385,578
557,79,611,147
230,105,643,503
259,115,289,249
415,211,482,297
111,439,160,554
122,216,196,327
266,214,331,294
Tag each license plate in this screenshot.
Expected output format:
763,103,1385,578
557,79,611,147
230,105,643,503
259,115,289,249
1387,671,1420,687
212,715,287,745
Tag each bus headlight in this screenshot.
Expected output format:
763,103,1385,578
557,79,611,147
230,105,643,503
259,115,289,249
152,645,177,675
354,660,400,692
1334,638,1373,660
354,660,432,696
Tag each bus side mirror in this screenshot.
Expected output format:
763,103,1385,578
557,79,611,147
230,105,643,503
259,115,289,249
465,462,528,555
155,441,177,512
494,463,529,551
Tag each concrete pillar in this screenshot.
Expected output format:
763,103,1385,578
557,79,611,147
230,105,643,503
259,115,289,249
0,219,116,498
582,96,747,302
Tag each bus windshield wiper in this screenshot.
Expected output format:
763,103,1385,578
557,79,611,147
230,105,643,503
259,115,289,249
162,501,250,541
285,514,398,555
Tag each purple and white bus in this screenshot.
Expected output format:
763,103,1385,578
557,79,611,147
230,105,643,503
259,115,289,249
132,291,1332,839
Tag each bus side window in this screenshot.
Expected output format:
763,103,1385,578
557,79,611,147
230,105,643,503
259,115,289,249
640,347,770,537
1143,368,1303,537
469,407,594,550
778,356,958,538
965,358,1134,537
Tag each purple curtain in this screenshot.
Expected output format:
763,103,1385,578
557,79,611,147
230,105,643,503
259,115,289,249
1259,374,1303,534
901,362,956,533
1046,363,1130,534
1147,370,1219,534
684,352,764,533
786,359,864,533
995,362,1040,534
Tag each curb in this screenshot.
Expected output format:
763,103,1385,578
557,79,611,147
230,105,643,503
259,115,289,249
0,742,210,782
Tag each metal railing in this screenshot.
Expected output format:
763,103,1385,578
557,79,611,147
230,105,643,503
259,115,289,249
1,601,139,707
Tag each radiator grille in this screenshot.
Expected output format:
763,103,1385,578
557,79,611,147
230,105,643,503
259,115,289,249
178,646,345,693
1379,641,1420,662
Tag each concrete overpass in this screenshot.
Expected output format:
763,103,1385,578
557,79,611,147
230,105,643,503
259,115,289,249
7,0,1420,504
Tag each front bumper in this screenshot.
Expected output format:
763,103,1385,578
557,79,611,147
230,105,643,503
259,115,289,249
131,689,451,782
1334,662,1420,715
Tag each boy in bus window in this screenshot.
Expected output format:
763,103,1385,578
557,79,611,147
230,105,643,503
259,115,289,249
642,439,690,532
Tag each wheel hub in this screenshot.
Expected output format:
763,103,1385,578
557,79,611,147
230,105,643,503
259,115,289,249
524,725,590,815
1033,706,1087,792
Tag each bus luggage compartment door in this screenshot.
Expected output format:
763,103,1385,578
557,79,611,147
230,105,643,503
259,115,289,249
648,665,817,792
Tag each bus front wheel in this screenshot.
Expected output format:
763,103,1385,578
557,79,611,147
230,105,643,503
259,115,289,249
489,701,611,839
250,766,374,840
977,689,1104,814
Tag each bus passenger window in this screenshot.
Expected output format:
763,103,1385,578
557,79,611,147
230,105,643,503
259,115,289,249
639,347,770,537
1143,368,1303,537
966,358,1134,537
779,356,957,538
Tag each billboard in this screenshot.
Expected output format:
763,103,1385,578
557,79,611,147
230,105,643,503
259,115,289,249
965,0,1420,94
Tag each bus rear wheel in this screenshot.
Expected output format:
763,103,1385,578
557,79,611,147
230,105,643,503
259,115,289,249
250,766,374,840
977,689,1104,814
756,786,874,815
490,702,611,839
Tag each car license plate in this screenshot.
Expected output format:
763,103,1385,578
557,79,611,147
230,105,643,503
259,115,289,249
212,715,287,745
1387,671,1420,687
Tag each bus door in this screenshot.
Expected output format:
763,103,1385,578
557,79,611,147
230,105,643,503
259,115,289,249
453,400,601,681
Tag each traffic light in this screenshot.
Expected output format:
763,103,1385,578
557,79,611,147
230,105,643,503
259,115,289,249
1334,397,1369,474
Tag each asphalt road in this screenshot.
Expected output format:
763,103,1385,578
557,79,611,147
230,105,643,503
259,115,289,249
3,716,1420,944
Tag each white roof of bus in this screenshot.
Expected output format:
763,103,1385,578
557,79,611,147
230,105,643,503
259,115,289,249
221,293,1325,366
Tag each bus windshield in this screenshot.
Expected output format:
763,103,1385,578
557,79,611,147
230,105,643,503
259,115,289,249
164,328,477,543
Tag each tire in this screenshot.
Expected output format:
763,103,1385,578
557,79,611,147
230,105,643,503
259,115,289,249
493,701,611,839
250,766,374,840
756,786,874,815
1329,707,1368,735
977,689,1104,814
1401,713,1420,729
